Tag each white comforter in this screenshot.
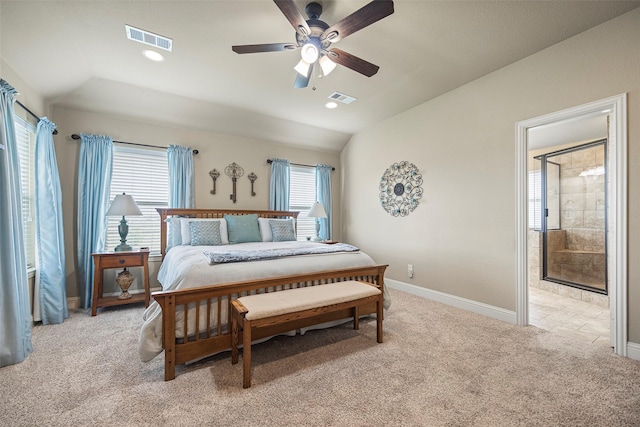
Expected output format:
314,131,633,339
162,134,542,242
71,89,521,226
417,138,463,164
138,241,388,362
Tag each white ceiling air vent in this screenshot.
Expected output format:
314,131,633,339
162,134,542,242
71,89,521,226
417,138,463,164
125,25,172,52
328,92,357,104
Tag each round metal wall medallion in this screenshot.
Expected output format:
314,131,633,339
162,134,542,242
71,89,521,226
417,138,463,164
379,161,423,217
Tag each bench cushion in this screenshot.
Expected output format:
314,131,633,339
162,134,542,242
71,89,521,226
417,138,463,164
238,280,381,320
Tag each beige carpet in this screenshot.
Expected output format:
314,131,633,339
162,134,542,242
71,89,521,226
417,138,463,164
1,288,639,426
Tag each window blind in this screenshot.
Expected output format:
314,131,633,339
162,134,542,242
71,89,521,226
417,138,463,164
528,169,541,230
14,115,36,269
289,165,316,241
105,145,168,254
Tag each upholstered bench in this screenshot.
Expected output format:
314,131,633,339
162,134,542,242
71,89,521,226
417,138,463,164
231,280,383,388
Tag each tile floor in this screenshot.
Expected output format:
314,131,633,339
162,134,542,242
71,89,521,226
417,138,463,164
529,286,611,348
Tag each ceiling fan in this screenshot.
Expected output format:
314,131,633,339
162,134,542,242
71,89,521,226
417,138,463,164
232,0,394,88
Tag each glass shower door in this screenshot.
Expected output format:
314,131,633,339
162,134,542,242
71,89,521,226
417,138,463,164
540,140,607,294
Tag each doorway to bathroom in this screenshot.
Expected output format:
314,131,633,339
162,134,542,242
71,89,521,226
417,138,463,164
515,94,628,357
534,139,607,295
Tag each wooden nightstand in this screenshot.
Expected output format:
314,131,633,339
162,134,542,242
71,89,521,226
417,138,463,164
91,250,150,316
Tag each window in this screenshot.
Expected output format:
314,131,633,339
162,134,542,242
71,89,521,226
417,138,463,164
14,115,37,269
528,168,541,230
289,165,316,241
105,145,168,254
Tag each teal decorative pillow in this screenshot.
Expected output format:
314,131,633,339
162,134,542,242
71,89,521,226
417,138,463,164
269,219,296,242
189,220,223,246
224,214,261,244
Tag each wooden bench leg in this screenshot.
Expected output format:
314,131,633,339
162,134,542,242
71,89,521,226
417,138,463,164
376,298,383,344
231,311,239,365
353,306,360,330
243,318,252,388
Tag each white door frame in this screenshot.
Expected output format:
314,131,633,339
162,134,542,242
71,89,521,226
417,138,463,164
515,94,628,356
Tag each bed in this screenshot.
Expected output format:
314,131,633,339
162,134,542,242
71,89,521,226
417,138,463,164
138,208,388,380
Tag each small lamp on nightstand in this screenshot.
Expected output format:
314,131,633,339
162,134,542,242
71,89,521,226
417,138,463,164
106,192,142,251
307,201,327,242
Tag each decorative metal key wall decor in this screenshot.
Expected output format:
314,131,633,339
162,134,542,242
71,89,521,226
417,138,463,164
248,172,257,196
209,168,220,195
379,161,423,217
225,162,244,203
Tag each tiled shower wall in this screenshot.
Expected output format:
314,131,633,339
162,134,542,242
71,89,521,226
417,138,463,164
555,144,606,252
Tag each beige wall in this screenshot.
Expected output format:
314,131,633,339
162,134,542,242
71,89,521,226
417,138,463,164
50,106,341,299
341,9,640,341
1,61,47,116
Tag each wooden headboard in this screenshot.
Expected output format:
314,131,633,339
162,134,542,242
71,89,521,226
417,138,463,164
156,208,299,259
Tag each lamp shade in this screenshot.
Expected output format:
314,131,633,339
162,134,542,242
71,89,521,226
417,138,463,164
294,59,312,77
319,55,337,76
307,201,327,218
106,193,142,216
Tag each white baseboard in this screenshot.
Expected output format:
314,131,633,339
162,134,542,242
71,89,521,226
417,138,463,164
67,297,80,310
385,279,517,324
627,342,640,361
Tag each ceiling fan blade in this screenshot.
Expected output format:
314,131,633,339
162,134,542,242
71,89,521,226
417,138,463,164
294,63,313,89
274,0,311,37
322,0,394,43
232,43,298,54
326,48,379,77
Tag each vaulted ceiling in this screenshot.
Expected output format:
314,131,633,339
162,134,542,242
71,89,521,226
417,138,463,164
2,1,638,151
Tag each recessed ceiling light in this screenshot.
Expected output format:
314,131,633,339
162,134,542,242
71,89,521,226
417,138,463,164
142,50,164,62
325,102,338,109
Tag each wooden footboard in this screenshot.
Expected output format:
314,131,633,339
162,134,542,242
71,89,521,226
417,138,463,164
152,264,387,381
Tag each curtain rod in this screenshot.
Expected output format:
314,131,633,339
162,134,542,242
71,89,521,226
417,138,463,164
71,134,199,155
267,159,335,171
15,100,58,135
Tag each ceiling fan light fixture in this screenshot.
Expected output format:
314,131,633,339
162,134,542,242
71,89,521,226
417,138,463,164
300,41,319,63
231,0,395,88
294,59,312,77
319,55,336,76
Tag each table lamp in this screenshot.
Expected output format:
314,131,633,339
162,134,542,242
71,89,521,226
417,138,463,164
307,201,327,242
106,192,142,251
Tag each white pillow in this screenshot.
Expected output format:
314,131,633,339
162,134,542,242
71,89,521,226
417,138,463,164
258,217,295,242
180,218,228,245
166,217,182,252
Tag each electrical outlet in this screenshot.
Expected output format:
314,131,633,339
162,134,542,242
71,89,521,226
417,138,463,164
408,264,414,278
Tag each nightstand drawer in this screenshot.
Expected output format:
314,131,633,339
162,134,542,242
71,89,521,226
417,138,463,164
100,253,144,268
